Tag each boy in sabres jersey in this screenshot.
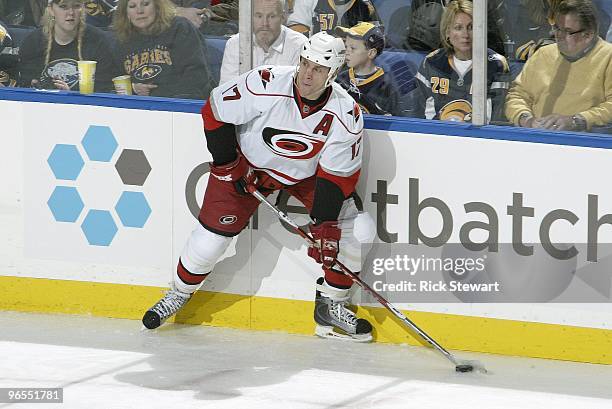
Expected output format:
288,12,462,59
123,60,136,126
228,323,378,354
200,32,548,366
335,22,407,116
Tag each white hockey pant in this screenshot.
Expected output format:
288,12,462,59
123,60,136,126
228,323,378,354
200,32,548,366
174,197,376,294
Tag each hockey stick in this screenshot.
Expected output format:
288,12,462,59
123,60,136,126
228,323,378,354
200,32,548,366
247,185,487,373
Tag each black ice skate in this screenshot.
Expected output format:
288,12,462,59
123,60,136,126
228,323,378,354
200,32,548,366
142,284,192,329
314,277,373,342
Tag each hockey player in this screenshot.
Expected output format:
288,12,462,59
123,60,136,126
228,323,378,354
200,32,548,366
143,31,376,342
335,22,407,117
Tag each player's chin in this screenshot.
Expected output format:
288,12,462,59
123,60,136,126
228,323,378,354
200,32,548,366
298,84,312,94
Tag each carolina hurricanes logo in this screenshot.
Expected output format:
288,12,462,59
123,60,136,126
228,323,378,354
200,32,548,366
348,103,361,123
258,68,274,89
219,215,238,225
262,128,325,159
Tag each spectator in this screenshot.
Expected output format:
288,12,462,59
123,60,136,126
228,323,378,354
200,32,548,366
0,18,17,86
219,0,306,84
83,0,117,27
0,0,47,26
18,0,118,92
287,0,381,36
173,0,238,35
404,0,445,52
403,0,508,57
414,0,510,122
113,0,213,99
83,1,214,29
511,0,609,61
506,0,612,131
171,0,206,29
335,22,407,116
510,0,558,61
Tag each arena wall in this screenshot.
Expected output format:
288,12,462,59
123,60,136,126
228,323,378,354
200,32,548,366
1,89,610,364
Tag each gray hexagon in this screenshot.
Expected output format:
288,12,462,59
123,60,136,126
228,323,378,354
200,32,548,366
81,209,118,246
81,125,118,162
115,149,152,186
47,144,84,180
47,186,84,222
115,191,151,228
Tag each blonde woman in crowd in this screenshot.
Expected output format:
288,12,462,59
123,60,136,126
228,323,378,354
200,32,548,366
113,0,213,99
18,0,118,91
415,0,510,122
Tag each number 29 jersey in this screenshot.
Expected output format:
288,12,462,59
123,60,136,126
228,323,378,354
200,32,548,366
209,65,364,186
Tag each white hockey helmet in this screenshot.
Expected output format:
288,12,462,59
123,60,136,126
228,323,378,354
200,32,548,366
299,32,346,87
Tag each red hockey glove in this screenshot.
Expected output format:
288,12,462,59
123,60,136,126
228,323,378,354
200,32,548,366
308,221,341,268
209,154,257,195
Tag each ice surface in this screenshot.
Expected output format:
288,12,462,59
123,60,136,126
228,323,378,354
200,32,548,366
0,311,610,409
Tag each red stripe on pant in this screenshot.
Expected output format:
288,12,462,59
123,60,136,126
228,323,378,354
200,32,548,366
177,259,209,286
324,267,354,289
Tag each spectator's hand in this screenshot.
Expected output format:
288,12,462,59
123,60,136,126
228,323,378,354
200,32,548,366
52,78,70,91
534,114,573,131
31,78,62,90
176,6,206,28
132,83,158,96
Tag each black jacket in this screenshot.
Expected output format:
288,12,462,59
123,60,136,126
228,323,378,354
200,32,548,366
115,17,213,100
18,24,119,92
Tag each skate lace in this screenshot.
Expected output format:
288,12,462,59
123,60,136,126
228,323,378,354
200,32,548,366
330,301,357,326
151,290,190,319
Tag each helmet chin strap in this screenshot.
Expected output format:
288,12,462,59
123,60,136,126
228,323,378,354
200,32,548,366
324,68,339,88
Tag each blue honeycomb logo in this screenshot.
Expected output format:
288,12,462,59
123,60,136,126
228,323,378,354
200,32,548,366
47,125,152,246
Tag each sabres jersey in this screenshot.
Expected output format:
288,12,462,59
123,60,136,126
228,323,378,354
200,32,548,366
415,48,510,122
209,65,364,185
312,0,380,35
337,67,404,116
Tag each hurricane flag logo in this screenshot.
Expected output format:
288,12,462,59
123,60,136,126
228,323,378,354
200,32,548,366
262,128,325,159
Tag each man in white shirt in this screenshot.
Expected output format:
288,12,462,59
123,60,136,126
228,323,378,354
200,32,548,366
219,0,307,84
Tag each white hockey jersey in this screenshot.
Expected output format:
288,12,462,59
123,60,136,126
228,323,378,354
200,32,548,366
210,65,364,186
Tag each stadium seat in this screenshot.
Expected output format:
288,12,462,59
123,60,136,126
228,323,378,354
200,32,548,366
371,0,412,48
203,35,227,86
0,25,34,69
374,49,424,117
2,24,34,54
508,60,524,80
375,49,423,96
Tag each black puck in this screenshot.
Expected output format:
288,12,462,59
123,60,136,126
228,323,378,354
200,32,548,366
455,364,474,373
142,311,161,329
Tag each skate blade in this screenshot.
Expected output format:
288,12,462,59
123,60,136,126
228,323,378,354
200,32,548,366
315,325,372,343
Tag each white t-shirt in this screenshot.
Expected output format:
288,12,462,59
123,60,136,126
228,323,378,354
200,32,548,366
287,0,317,30
210,65,364,185
452,56,472,76
219,25,308,85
